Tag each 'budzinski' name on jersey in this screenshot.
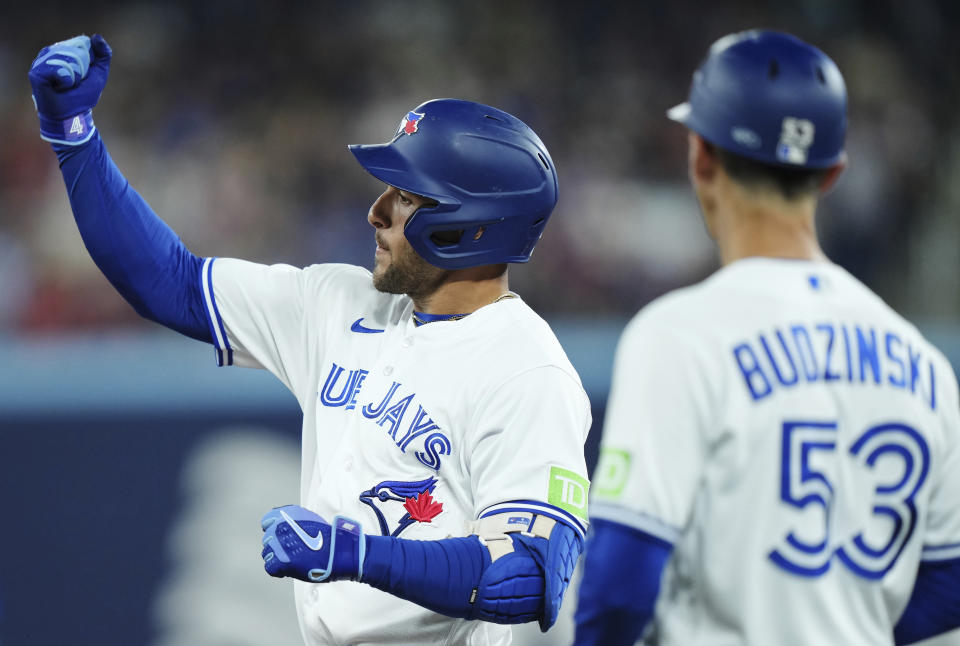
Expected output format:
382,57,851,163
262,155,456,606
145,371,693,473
732,322,937,409
590,257,960,646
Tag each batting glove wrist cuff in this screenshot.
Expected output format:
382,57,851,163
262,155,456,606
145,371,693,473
326,516,366,581
37,109,96,146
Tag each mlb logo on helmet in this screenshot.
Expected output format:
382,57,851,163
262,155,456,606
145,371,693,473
398,111,426,136
776,116,816,164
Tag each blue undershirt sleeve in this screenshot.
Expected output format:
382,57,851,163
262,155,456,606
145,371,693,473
894,557,960,645
573,518,673,646
52,133,210,341
361,535,491,618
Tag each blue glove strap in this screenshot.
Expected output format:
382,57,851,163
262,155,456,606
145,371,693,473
312,516,366,582
38,109,96,146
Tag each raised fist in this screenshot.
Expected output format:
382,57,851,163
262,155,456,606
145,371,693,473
29,34,112,145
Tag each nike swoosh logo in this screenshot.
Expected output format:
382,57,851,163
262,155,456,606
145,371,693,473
351,317,385,334
280,510,325,551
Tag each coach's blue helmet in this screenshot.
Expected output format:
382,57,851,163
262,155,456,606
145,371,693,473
349,98,558,269
668,30,847,168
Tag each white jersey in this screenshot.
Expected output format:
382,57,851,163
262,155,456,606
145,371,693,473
201,258,592,646
591,258,960,646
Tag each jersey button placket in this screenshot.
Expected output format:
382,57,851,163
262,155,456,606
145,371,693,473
377,325,406,377
376,321,414,380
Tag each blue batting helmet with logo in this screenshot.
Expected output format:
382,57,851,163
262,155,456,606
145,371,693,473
349,98,558,269
668,30,847,169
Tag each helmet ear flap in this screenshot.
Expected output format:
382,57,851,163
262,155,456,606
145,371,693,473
405,207,513,270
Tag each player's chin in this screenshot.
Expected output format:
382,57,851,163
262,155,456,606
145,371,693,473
372,257,388,280
371,265,395,294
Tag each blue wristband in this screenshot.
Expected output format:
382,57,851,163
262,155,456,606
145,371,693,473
38,109,96,146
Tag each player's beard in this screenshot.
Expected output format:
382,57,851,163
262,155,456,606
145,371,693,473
373,239,450,301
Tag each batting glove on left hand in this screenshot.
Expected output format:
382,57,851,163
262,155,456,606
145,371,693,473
28,34,112,145
261,505,366,583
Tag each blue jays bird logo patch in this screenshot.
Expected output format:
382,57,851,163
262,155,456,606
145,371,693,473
360,477,443,536
398,111,425,135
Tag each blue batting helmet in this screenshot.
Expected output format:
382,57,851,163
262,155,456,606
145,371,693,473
668,30,847,169
349,98,558,269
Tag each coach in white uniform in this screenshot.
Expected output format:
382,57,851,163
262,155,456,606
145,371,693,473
574,30,960,646
28,36,591,645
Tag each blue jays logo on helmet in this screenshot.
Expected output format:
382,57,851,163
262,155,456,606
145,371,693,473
349,98,559,269
398,111,425,136
359,477,441,537
668,30,847,169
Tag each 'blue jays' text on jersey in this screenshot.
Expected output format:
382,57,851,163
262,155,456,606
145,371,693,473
591,258,960,646
202,259,591,646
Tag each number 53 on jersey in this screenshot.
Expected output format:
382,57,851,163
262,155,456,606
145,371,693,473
770,419,929,580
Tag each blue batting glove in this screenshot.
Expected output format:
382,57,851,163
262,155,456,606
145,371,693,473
260,505,366,583
28,34,112,145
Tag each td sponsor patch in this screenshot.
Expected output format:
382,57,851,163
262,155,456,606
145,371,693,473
548,466,589,524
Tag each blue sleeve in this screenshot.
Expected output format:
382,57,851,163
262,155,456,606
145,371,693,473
52,134,211,341
894,557,960,645
573,518,673,646
361,535,492,619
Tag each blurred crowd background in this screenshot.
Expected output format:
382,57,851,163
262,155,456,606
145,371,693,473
2,0,959,334
2,1,960,645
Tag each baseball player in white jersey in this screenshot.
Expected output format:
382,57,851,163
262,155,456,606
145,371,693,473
29,35,591,645
574,30,960,646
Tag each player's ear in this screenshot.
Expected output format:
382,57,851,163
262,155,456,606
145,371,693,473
689,133,718,186
818,155,847,195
